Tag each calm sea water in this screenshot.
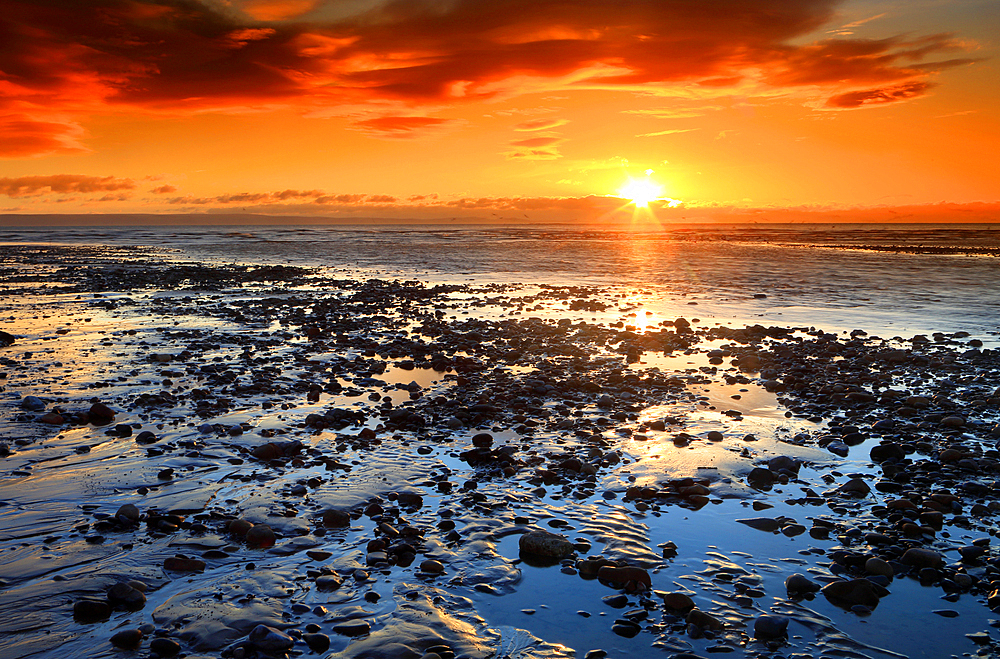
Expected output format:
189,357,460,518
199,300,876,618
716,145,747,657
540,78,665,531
3,222,999,345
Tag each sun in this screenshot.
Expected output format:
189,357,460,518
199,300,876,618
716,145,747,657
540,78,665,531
619,177,662,207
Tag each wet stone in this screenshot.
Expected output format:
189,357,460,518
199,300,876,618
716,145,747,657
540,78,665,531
110,629,144,650
149,637,181,657
249,624,294,653
333,620,371,637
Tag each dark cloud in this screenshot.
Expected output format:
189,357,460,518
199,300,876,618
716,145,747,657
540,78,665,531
0,0,980,155
150,184,177,193
0,174,136,197
826,81,934,109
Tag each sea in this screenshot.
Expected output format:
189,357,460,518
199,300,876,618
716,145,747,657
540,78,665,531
2,222,999,346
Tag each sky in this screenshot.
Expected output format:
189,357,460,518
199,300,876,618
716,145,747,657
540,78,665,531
0,0,998,223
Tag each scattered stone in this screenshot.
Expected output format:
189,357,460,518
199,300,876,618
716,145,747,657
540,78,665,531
110,629,144,650
149,637,181,657
249,624,294,653
245,524,276,549
519,529,575,558
821,579,880,609
333,620,371,637
753,614,789,640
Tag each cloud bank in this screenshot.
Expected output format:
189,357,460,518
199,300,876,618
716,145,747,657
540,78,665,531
0,0,980,156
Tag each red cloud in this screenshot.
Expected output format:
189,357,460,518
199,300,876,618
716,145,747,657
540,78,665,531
0,174,135,197
0,0,981,155
150,184,177,194
0,115,87,157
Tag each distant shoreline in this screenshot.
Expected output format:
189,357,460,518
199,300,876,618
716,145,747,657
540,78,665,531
1,212,999,227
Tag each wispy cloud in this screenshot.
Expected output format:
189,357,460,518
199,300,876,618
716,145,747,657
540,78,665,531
636,128,700,137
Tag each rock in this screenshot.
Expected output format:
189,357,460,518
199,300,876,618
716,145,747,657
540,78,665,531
229,519,253,538
519,530,575,558
322,509,351,527
303,632,330,652
135,431,158,444
0,330,14,346
706,431,724,441
110,629,144,650
38,412,64,424
784,573,820,595
826,440,849,457
114,423,133,437
249,624,294,653
821,579,880,609
865,557,894,578
767,456,800,474
149,638,181,657
747,468,774,489
252,443,283,460
753,615,789,640
115,503,140,526
901,547,943,569
737,517,780,532
611,620,641,637
420,559,445,573
941,416,966,428
686,608,723,630
316,575,343,591
870,442,905,463
472,433,494,448
108,581,146,610
20,396,45,411
838,478,871,496
661,592,695,612
333,620,371,637
163,557,206,572
88,403,115,425
73,599,111,622
597,565,651,590
245,524,276,549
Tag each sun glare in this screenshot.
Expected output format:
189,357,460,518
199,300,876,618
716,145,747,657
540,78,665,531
619,177,662,207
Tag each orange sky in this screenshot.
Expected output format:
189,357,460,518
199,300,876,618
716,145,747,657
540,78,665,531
0,0,997,223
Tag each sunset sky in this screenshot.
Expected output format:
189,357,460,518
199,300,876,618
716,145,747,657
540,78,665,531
0,0,997,223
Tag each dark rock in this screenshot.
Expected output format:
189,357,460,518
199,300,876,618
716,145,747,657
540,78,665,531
88,403,116,425
73,599,111,622
333,620,371,637
249,624,294,653
753,614,789,640
110,629,144,650
821,579,880,609
149,638,181,657
519,529,575,558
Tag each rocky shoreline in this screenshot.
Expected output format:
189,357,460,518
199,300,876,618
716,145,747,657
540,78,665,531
1,245,1000,659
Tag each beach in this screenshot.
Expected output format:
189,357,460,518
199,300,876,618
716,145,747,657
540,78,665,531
1,225,1000,659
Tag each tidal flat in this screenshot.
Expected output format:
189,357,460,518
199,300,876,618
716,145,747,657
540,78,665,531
2,244,1000,659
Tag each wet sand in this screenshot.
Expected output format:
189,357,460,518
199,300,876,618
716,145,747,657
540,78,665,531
2,245,1000,659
